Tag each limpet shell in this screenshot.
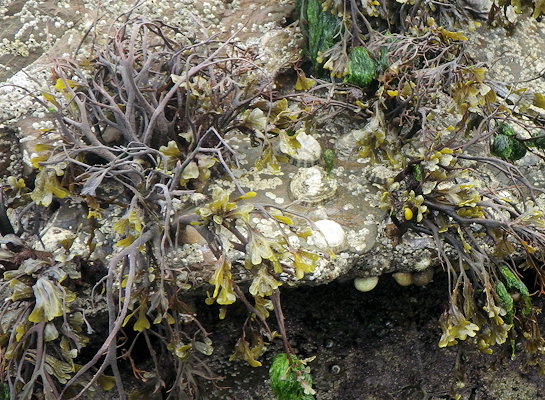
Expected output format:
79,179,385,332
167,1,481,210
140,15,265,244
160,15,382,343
280,131,322,167
289,166,337,205
311,219,347,253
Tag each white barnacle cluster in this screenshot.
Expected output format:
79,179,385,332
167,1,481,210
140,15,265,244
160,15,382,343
169,244,206,267
346,227,372,253
367,164,396,186
468,16,545,88
1,1,58,60
0,68,48,124
0,38,30,57
253,28,303,76
264,191,285,205
308,251,351,282
212,172,284,194
0,126,23,179
345,171,373,197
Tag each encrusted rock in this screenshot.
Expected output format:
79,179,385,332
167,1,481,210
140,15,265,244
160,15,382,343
258,28,302,76
367,165,397,185
0,125,23,180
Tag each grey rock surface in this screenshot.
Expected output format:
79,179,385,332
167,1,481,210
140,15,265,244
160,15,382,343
1,2,545,400
2,1,545,288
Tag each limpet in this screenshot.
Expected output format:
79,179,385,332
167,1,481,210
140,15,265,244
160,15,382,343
280,131,322,167
289,166,337,205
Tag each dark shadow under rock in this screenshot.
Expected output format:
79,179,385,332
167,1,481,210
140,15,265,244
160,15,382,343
203,272,545,400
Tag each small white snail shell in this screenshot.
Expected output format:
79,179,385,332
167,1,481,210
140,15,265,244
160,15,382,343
392,272,413,287
280,131,322,167
311,219,347,253
354,276,379,292
412,269,434,286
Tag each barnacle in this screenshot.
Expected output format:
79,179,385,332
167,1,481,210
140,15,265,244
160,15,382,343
3,1,545,399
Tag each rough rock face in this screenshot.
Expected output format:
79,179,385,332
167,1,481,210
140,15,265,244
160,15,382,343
0,125,23,180
2,1,545,289
0,1,355,288
2,2,545,400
